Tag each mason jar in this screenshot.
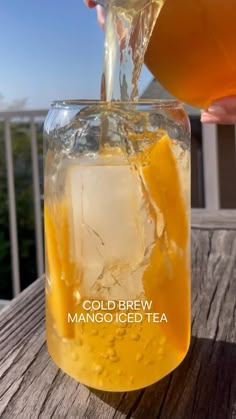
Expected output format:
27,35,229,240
44,99,191,391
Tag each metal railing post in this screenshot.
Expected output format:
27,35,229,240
4,118,21,296
202,123,220,209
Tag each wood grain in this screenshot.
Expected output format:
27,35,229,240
191,209,236,230
0,217,236,419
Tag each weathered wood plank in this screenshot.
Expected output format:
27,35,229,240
191,209,236,230
0,228,235,419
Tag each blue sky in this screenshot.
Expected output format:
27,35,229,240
0,0,152,109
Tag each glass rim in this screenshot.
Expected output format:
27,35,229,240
51,99,183,110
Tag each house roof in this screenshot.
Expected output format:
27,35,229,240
140,78,201,116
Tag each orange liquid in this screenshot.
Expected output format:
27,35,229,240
145,0,236,108
45,134,191,391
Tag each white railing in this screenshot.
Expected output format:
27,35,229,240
202,123,236,209
0,110,235,300
0,110,47,298
202,124,220,209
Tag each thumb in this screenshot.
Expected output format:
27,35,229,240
201,95,236,124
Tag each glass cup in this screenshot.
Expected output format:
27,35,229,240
44,100,191,392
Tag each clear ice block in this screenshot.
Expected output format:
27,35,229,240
66,154,155,300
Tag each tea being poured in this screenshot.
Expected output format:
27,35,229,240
101,0,164,100
145,0,236,108
44,0,191,392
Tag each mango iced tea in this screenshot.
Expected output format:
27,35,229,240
145,0,236,108
45,131,190,391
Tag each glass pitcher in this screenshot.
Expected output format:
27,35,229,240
44,100,191,391
145,0,236,108
96,0,236,108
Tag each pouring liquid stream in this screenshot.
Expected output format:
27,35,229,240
100,0,164,101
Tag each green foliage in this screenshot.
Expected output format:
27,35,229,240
0,121,43,299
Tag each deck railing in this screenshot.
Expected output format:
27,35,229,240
0,110,47,298
0,110,235,299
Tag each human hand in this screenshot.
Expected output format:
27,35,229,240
84,0,236,123
84,0,105,29
201,96,236,124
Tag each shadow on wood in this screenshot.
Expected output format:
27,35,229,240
85,336,236,419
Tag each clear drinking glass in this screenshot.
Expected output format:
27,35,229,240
44,100,191,392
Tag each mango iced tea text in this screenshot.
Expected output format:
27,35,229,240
67,299,168,323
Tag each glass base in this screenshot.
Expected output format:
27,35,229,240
46,320,190,392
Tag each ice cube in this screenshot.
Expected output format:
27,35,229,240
66,154,155,300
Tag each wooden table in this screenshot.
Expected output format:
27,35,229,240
0,210,236,419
